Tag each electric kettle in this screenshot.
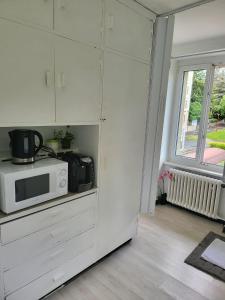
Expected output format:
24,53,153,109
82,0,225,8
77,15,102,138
8,129,43,164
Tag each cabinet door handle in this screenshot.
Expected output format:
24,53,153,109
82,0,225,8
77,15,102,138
48,209,62,218
52,272,65,283
50,228,65,238
58,0,66,9
56,72,66,89
49,249,64,260
45,71,51,88
106,15,114,30
61,72,66,88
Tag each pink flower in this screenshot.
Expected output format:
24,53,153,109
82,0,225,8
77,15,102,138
159,170,173,181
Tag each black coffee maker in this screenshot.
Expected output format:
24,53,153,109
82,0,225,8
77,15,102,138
9,129,43,164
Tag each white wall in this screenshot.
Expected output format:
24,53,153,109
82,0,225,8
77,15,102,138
160,60,178,166
172,36,225,58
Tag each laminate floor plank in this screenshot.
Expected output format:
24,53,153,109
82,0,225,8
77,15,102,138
47,205,225,300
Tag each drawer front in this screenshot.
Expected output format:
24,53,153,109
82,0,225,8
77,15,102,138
6,246,96,300
2,207,95,271
4,229,95,295
0,193,97,244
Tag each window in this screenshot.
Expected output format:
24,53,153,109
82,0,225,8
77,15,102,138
176,69,207,159
173,64,225,173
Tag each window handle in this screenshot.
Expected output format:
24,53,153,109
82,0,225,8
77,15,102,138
56,72,66,89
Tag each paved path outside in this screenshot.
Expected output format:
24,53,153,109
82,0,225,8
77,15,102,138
186,148,225,164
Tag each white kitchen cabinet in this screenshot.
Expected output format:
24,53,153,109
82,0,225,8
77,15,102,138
0,0,53,29
0,20,55,124
97,51,149,258
55,37,102,123
0,192,97,300
105,0,153,61
54,0,103,46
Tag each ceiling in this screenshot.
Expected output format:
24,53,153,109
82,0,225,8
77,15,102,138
173,0,225,45
136,0,211,14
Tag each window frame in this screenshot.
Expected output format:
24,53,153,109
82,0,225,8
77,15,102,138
169,62,224,174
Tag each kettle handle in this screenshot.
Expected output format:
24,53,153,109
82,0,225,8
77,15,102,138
8,131,13,140
33,131,43,155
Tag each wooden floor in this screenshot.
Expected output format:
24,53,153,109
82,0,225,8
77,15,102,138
47,205,225,300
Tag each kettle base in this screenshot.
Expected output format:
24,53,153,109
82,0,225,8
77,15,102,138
12,157,35,165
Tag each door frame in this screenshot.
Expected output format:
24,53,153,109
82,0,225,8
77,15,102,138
140,15,175,214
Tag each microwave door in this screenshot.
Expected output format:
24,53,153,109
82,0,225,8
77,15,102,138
15,174,50,202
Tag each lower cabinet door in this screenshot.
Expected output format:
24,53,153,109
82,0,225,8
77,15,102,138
98,51,149,258
1,193,97,245
4,229,95,295
5,246,96,300
2,208,95,272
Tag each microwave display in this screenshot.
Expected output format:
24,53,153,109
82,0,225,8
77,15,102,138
15,174,50,202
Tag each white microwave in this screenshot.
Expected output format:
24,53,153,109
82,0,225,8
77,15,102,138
0,159,68,214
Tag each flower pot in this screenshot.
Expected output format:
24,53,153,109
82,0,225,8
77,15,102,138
46,139,59,153
156,193,167,205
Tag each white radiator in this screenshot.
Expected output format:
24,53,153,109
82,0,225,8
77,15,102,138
167,169,222,219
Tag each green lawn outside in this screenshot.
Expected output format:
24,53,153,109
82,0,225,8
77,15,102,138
209,141,225,150
218,160,225,166
207,129,225,141
186,135,198,141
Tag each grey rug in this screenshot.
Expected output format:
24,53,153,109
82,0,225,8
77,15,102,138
185,232,225,282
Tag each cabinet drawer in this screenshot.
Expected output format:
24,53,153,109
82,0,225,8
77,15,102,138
0,193,97,244
4,229,95,295
2,207,95,271
6,246,95,300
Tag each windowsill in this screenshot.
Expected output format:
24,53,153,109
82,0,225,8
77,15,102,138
164,160,223,180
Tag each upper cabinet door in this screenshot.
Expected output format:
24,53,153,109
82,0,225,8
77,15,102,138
0,20,55,124
55,37,102,123
105,0,153,61
54,0,103,46
0,0,53,29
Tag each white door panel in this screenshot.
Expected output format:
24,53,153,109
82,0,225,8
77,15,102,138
55,37,102,123
0,20,55,124
98,51,149,257
0,0,53,29
105,0,153,61
54,0,103,46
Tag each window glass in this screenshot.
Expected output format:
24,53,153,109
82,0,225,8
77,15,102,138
203,66,225,166
176,69,207,159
